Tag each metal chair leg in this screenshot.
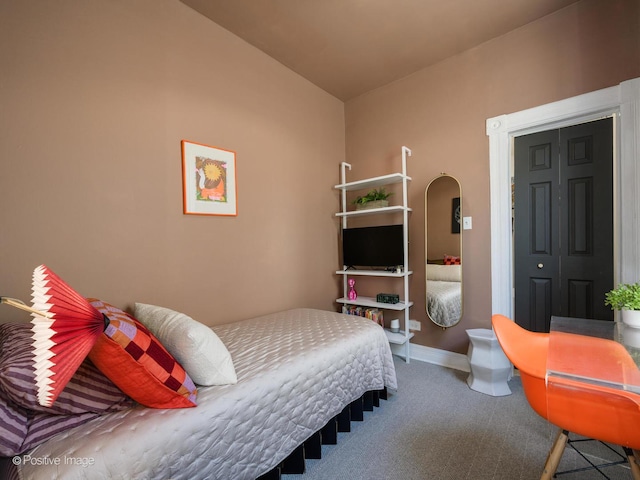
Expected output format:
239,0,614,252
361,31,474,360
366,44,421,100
541,428,568,480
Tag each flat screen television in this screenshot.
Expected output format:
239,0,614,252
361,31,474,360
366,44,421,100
342,224,404,269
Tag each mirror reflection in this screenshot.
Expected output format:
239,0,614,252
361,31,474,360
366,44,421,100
425,174,463,328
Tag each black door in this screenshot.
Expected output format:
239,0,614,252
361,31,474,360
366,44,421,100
514,117,613,332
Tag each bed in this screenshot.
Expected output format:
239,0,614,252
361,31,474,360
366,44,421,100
426,264,462,327
1,307,397,480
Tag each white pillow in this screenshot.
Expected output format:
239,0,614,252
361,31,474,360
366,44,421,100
427,264,462,282
134,303,237,386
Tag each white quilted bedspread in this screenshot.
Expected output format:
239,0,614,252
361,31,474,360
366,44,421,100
18,308,397,480
427,280,462,327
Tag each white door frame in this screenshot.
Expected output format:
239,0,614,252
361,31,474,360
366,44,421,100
487,78,640,319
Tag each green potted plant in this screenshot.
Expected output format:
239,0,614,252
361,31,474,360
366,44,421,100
604,282,640,328
353,188,393,210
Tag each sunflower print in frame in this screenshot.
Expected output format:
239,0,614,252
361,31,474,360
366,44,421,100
195,157,227,202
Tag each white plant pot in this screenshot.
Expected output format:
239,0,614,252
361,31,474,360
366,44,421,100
620,322,640,348
621,309,640,328
355,200,389,211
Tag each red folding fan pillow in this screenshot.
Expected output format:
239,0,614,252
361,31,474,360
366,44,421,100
87,299,197,409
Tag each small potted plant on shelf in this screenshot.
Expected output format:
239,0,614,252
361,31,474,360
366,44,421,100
353,188,393,211
604,282,640,328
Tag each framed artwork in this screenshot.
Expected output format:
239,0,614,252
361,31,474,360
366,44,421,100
451,197,461,234
181,140,237,216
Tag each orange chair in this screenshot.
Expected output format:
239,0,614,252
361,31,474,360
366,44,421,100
491,314,640,480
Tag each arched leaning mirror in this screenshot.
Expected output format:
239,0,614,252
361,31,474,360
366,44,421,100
425,174,463,328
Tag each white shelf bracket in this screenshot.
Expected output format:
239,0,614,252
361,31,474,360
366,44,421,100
340,161,352,182
340,162,351,230
401,146,412,177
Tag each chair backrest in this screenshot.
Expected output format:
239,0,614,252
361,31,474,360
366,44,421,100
546,330,640,449
491,314,549,418
491,314,548,378
492,314,640,450
546,377,640,450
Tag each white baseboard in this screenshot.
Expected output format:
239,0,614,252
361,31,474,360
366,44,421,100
390,342,470,372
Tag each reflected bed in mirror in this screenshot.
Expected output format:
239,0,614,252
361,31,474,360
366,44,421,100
425,174,462,328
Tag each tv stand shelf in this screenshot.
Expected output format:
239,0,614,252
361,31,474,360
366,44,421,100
336,296,414,311
335,146,413,363
336,269,413,277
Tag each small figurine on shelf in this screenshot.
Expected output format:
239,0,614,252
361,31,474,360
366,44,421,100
347,278,358,301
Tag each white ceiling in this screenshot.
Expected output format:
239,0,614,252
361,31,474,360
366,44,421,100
180,0,581,101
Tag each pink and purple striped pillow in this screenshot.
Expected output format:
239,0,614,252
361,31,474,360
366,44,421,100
0,323,134,456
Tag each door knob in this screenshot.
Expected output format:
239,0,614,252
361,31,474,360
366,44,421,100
537,263,544,269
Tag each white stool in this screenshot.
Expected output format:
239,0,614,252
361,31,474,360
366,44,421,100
466,328,512,396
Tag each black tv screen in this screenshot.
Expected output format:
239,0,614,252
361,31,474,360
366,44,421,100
342,224,404,268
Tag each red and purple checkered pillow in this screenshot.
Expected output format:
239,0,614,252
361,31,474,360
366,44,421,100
443,254,461,265
88,299,197,409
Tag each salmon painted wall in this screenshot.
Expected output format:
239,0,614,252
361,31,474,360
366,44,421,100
0,0,344,325
344,0,640,353
1,0,638,357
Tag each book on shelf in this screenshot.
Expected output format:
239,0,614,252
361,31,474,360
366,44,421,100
341,306,384,327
